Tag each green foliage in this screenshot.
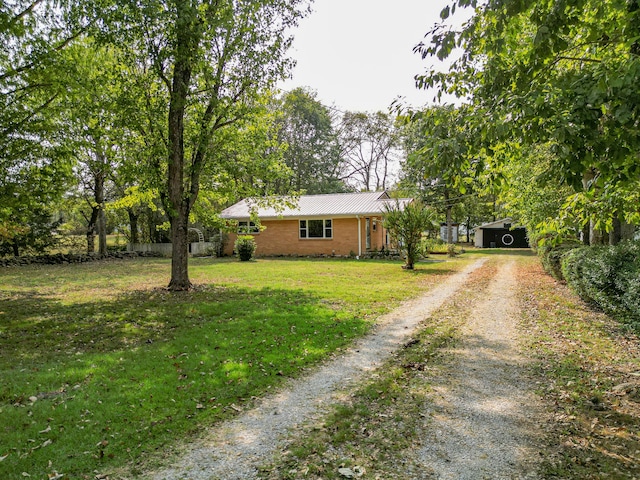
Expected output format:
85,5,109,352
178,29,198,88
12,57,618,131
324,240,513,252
537,241,581,281
274,87,345,194
417,1,640,238
71,0,311,289
383,200,437,269
561,241,640,328
234,235,257,261
399,104,496,237
499,145,578,244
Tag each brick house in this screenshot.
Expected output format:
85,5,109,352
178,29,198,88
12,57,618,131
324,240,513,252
220,191,412,257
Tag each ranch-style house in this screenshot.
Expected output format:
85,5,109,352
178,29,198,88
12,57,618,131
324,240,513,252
220,191,412,257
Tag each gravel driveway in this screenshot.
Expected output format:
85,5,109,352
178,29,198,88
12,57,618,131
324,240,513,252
146,256,542,479
414,259,543,479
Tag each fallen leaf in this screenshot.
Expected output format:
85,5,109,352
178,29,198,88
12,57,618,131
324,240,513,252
39,426,51,434
338,467,354,478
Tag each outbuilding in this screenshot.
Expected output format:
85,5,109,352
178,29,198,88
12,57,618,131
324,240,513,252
474,218,528,248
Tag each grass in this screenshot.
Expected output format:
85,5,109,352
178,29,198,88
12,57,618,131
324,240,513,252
515,255,640,479
0,255,475,478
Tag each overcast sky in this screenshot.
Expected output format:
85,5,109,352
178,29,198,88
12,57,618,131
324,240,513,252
279,0,473,113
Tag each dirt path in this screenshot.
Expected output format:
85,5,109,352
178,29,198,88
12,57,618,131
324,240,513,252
146,258,488,480
415,259,542,479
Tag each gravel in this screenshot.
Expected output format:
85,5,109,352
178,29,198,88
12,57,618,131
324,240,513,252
414,259,543,479
145,258,488,480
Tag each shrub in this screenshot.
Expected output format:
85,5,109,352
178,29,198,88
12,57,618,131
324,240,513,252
538,241,581,280
561,240,640,329
234,235,256,261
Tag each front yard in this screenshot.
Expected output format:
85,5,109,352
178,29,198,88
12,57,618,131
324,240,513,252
0,256,475,478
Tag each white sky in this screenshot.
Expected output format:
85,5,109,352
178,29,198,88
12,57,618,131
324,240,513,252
280,0,473,113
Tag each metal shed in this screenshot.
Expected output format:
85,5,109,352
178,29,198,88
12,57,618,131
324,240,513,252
474,218,528,248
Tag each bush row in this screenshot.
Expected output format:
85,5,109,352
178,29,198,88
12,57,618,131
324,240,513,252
540,240,640,330
0,250,163,268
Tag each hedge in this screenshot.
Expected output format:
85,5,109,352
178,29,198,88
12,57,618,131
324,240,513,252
538,241,581,280
561,240,640,330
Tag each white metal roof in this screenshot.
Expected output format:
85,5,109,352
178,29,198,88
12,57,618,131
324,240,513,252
475,217,514,229
220,191,412,220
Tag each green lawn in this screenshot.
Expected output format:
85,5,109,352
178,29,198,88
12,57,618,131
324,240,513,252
0,256,474,478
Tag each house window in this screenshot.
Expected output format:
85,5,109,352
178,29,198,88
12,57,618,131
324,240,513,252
238,221,259,234
299,219,332,239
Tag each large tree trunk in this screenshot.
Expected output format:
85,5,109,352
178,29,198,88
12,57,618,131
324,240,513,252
466,216,471,243
166,5,195,291
582,223,590,245
86,206,98,254
128,209,139,244
609,216,622,246
168,203,191,291
95,173,107,255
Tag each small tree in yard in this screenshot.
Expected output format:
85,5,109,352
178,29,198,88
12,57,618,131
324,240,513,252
384,200,436,270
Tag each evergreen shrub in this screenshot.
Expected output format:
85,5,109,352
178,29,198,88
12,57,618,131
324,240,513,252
234,235,256,261
538,241,581,280
561,240,640,329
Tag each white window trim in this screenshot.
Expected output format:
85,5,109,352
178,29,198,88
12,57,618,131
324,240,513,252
299,218,333,239
237,220,259,234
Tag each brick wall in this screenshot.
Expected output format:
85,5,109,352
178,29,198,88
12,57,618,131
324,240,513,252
223,216,388,257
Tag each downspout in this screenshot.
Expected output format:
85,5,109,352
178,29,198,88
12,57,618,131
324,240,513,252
356,215,362,259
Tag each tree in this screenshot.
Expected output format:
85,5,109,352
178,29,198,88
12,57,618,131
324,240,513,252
417,0,640,243
339,111,400,192
274,88,345,194
0,1,79,256
77,0,310,289
56,42,128,254
0,162,70,256
400,105,484,244
383,200,437,270
498,145,578,246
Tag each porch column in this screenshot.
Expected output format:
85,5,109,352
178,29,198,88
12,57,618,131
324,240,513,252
356,215,362,258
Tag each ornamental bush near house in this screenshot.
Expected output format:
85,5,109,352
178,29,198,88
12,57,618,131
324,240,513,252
234,235,256,261
561,241,640,330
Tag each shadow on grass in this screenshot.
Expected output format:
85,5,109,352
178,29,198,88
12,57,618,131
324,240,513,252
0,284,362,362
0,284,369,477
